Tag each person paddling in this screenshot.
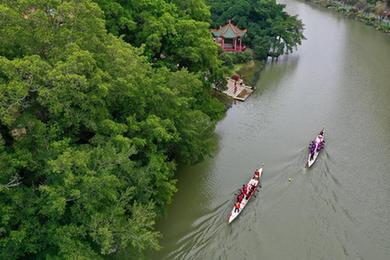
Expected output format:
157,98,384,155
246,184,254,199
234,202,240,213
236,193,244,203
241,184,248,195
254,170,259,178
250,184,256,194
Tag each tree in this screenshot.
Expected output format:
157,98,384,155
209,0,305,60
0,0,223,257
172,0,212,22
93,0,222,74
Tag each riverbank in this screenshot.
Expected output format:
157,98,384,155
234,60,265,87
148,0,390,257
214,51,265,107
305,0,390,33
218,60,263,104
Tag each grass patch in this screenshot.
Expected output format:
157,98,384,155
234,60,264,86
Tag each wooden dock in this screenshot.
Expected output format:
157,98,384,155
223,78,254,101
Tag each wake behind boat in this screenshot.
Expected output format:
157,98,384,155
307,129,325,167
228,167,263,224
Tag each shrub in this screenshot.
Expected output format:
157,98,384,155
219,50,253,67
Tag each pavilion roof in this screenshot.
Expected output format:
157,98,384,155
211,20,247,39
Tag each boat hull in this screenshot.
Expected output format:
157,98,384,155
307,134,324,168
307,150,319,167
228,167,263,224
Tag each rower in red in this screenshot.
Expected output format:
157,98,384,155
236,193,244,203
253,170,261,187
241,184,248,195
234,202,240,213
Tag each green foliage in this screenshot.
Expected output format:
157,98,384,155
0,0,308,257
220,50,253,67
93,0,222,74
209,0,306,60
235,60,265,86
0,0,224,258
220,52,235,68
172,0,212,21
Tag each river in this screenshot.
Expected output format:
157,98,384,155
148,1,390,259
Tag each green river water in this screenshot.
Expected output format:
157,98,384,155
146,1,390,259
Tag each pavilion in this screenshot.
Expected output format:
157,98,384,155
211,20,247,52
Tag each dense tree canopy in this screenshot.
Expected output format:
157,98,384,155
0,0,305,258
93,0,222,73
209,0,305,59
0,0,223,258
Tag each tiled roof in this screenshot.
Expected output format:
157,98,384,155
211,20,247,39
